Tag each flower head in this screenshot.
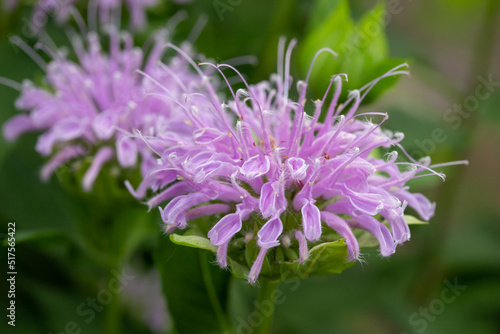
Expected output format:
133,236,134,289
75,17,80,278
3,25,208,192
130,38,463,284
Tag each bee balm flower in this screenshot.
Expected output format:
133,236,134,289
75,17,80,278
133,39,464,284
2,27,207,191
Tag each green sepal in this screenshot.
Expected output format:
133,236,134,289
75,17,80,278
404,215,429,225
279,239,354,280
170,233,217,253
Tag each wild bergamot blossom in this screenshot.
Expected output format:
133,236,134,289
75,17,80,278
2,26,207,191
128,38,467,284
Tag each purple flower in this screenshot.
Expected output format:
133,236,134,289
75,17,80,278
131,38,465,284
2,26,208,192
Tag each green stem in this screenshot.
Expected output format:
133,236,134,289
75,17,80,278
199,252,233,334
103,267,122,334
253,279,280,334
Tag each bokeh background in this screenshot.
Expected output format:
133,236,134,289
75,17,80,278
0,0,499,333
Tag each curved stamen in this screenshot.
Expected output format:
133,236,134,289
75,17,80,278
359,64,410,101
0,77,21,91
37,30,59,53
166,10,188,34
145,92,202,128
277,36,286,83
287,102,306,157
299,47,338,105
157,62,188,91
379,169,446,189
283,38,297,105
70,7,88,37
394,162,446,181
322,74,348,133
335,64,410,117
341,113,389,153
133,129,162,158
188,14,208,43
34,41,58,61
88,0,98,32
9,36,47,70
321,112,388,157
304,73,347,146
344,90,362,119
394,142,420,164
205,62,271,152
163,45,238,144
112,0,123,30
164,43,206,80
223,55,259,67
430,160,469,168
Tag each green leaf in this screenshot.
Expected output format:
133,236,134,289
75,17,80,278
335,2,389,90
109,206,157,264
307,0,346,32
0,135,84,246
404,214,429,225
347,2,388,66
170,233,217,253
299,0,353,79
228,258,249,280
279,239,354,280
356,230,380,248
155,235,232,334
359,57,410,103
299,1,403,103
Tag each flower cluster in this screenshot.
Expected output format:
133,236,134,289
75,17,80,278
129,39,455,284
2,26,208,191
2,0,461,283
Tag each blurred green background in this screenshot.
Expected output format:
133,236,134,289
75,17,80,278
1,0,499,333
